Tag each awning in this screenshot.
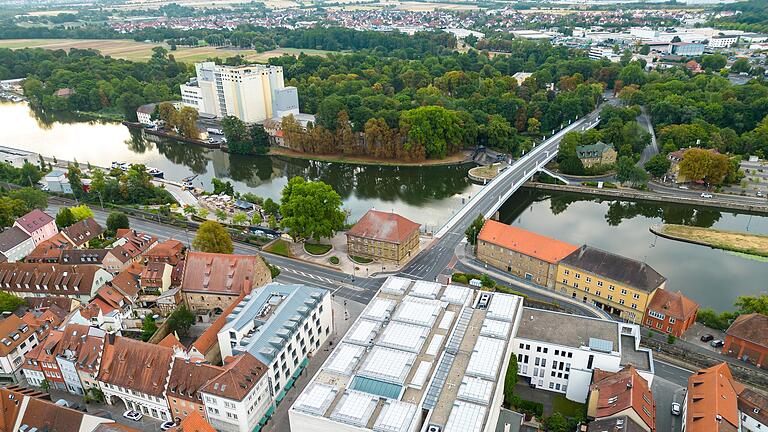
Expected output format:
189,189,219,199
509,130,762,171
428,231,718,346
275,390,287,404
265,405,276,418
285,377,295,391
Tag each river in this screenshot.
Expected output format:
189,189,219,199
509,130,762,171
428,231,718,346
2,102,767,311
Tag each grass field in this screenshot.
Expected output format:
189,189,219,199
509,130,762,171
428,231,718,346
264,239,294,257
0,39,335,62
659,224,768,257
304,242,332,255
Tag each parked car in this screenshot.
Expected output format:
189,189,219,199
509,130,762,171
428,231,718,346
671,402,681,416
710,339,724,348
123,410,143,422
160,421,176,431
678,186,689,190
701,193,713,198
700,334,714,342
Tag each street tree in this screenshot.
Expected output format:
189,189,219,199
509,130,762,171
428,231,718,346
644,154,671,178
106,211,129,233
678,148,730,185
465,214,486,246
232,212,248,226
279,176,345,242
55,207,77,228
8,187,47,210
193,220,233,253
70,204,94,221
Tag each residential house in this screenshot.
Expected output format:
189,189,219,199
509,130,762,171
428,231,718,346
0,226,34,262
681,363,741,432
685,60,703,73
75,332,106,396
218,283,332,402
70,285,134,334
0,384,122,432
576,142,618,168
44,169,73,194
587,365,655,432
642,289,698,337
0,262,114,302
0,314,44,383
24,232,73,263
587,416,648,432
54,324,106,395
103,230,158,274
22,330,65,389
24,296,80,313
476,221,578,288
60,248,110,265
513,307,654,403
722,313,767,369
141,262,173,293
346,210,420,265
170,411,217,432
166,359,224,423
14,209,58,246
556,245,667,323
98,335,176,421
189,293,245,364
108,267,142,301
61,217,105,249
157,287,183,316
199,353,271,432
137,103,157,126
667,148,720,183
180,252,271,313
145,239,185,265
739,388,768,432
54,87,75,98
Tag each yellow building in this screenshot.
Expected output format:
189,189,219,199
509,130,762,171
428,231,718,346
556,245,666,323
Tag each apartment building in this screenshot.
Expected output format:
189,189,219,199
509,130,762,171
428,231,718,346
144,239,185,266
556,245,666,323
0,314,45,383
513,307,653,403
180,62,299,123
346,210,420,265
642,289,699,337
218,283,332,400
476,221,578,288
0,262,113,302
739,388,768,432
290,276,523,432
181,251,272,313
586,365,655,432
681,363,741,432
199,353,272,432
98,335,176,421
0,226,35,262
54,325,106,395
709,35,739,48
141,262,173,293
61,217,104,249
13,209,58,246
23,330,65,389
103,230,158,274
166,359,224,422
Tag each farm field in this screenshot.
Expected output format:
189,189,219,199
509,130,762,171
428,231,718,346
0,39,335,62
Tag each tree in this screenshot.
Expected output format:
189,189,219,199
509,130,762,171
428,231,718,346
232,212,248,226
678,148,730,185
644,154,671,178
166,305,195,336
730,57,751,74
141,316,157,342
67,165,84,198
543,413,569,432
465,214,485,246
8,187,47,210
215,209,228,222
527,117,541,135
193,221,233,253
262,198,280,216
69,204,94,221
400,106,463,159
701,54,727,71
106,211,129,233
503,349,518,408
211,178,234,196
0,198,28,228
559,154,585,175
251,212,263,226
734,294,768,315
279,177,346,242
55,207,77,228
40,379,51,391
0,291,24,313
616,156,648,187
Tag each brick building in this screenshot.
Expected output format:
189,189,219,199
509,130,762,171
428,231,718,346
642,289,698,337
346,210,420,265
722,313,767,369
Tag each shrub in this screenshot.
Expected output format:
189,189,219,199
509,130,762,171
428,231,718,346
667,334,677,344
329,256,340,265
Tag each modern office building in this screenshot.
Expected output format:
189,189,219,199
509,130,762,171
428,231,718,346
181,62,299,123
513,307,653,403
289,276,524,432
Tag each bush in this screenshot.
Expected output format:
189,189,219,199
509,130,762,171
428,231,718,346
304,242,332,255
667,334,676,344
329,256,340,265
514,398,544,417
452,273,469,284
603,182,618,188
350,255,373,264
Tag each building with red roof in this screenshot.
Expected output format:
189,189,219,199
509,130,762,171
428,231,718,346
346,209,421,265
682,363,742,432
643,289,699,337
477,220,579,288
13,209,58,246
587,365,655,432
722,313,767,369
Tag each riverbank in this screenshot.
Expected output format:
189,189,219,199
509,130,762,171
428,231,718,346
267,147,472,167
651,224,768,258
523,182,768,214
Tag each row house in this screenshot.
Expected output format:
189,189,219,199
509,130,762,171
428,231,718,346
586,365,656,432
0,226,35,263
60,249,109,266
54,324,105,395
181,251,272,313
0,314,45,383
166,359,225,423
199,353,271,432
141,262,173,293
97,334,176,421
67,285,136,334
103,230,158,274
24,232,73,263
642,289,699,337
23,331,65,389
0,262,113,302
144,239,185,266
61,217,105,249
13,209,58,246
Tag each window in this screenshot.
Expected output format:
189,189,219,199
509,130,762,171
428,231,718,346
608,295,613,301
585,277,592,283
573,282,579,288
631,303,637,309
549,382,554,389
595,291,601,296
564,269,570,275
609,285,615,291
584,286,589,292
535,358,540,366
669,317,676,324
597,281,603,287
562,279,568,285
574,273,580,279
519,343,524,349
536,347,541,353
620,288,628,295
649,310,665,320
633,293,640,299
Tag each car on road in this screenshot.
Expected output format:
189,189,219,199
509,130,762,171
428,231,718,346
671,402,681,416
678,186,689,190
757,191,765,198
700,334,714,342
123,410,143,422
710,339,724,348
160,421,176,431
700,193,713,198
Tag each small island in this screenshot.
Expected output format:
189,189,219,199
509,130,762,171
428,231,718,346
652,224,768,258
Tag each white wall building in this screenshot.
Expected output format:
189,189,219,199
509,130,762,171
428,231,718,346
218,283,333,401
289,276,524,432
513,308,653,403
0,315,44,383
0,145,39,168
181,62,299,123
0,227,34,263
709,35,739,48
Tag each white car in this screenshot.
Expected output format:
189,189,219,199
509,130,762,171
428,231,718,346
123,410,143,421
700,193,713,198
678,186,689,190
671,402,681,416
160,421,176,431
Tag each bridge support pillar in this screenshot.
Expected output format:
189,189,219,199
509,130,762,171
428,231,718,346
490,211,500,221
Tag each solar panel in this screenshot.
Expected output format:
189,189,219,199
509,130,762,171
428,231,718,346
589,337,614,353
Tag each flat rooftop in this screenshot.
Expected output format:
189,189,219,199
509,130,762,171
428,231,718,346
291,276,524,432
516,307,620,351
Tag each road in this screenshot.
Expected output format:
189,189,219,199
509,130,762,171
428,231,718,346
648,181,768,207
637,106,659,167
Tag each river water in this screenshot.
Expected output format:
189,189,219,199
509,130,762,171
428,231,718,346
2,102,766,311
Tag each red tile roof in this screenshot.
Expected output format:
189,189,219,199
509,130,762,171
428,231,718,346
144,239,185,265
589,366,655,431
167,360,223,404
98,335,175,398
14,209,55,234
61,217,104,247
726,313,768,348
158,333,185,351
346,210,420,244
684,363,742,432
647,289,698,320
171,411,216,432
108,230,158,264
200,353,267,401
478,220,579,264
25,233,72,262
181,252,270,295
108,269,141,299
0,262,104,297
191,293,245,355
0,315,37,356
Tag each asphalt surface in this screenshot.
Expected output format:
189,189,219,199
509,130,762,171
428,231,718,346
648,181,768,207
636,106,659,167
